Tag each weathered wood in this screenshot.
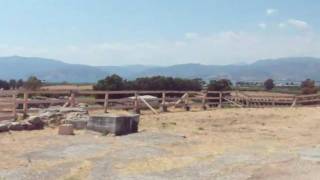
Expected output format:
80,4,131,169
160,92,168,112
134,91,140,113
291,97,297,107
12,93,17,119
202,92,207,110
223,97,243,108
219,92,222,108
70,92,76,107
104,92,109,113
23,92,28,116
174,93,188,107
139,96,158,114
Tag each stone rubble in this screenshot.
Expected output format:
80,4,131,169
0,105,90,133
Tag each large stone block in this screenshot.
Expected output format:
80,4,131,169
58,124,74,135
87,114,140,136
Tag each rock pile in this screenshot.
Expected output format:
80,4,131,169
0,106,90,133
0,116,44,132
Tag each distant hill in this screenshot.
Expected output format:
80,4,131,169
0,56,320,82
0,56,107,83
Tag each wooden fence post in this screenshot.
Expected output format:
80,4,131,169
12,92,17,120
160,91,168,112
104,92,109,113
272,98,275,106
134,91,140,114
23,92,28,117
184,92,190,111
291,96,297,108
70,91,76,107
202,91,207,110
218,91,222,108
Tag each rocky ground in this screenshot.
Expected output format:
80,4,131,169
1,107,320,179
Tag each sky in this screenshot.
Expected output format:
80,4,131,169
0,0,319,66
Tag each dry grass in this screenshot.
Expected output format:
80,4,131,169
2,107,320,179
41,85,93,91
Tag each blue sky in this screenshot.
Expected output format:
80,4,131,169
0,0,319,65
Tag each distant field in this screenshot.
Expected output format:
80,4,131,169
235,86,302,94
41,84,93,91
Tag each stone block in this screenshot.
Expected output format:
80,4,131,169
87,114,140,136
58,124,74,135
66,119,87,129
0,123,9,132
26,116,44,129
8,122,23,131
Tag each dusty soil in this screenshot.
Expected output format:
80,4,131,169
2,107,320,179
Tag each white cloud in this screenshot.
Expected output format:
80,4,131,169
258,23,267,29
266,8,278,16
184,32,199,39
287,19,311,31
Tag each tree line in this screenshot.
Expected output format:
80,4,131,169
0,74,317,95
263,78,317,94
94,74,232,91
0,76,42,90
95,74,318,95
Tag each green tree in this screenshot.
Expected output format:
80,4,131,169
94,74,204,91
301,79,318,94
264,79,275,91
8,79,17,89
207,79,232,91
24,76,42,90
0,80,10,90
16,79,24,89
94,74,125,90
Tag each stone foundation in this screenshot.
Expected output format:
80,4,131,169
87,114,140,136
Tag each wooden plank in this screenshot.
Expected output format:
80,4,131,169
134,92,139,112
174,93,188,107
291,97,297,107
23,92,28,116
219,92,222,108
104,93,109,113
223,97,243,108
139,97,159,114
16,99,67,104
12,93,17,119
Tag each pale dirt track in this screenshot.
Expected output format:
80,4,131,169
1,107,320,179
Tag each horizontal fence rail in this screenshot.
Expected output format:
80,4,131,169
1,90,320,121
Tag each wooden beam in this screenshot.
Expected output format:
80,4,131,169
202,92,207,110
104,92,109,113
291,96,297,108
174,93,188,107
223,97,243,108
134,91,140,113
219,91,222,108
23,92,28,116
12,93,17,120
139,96,159,114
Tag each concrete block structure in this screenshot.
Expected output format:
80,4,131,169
87,114,140,136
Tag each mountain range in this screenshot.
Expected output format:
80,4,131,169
0,56,319,83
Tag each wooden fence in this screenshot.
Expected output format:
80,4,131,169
1,90,320,121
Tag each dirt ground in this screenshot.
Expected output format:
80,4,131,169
2,107,320,179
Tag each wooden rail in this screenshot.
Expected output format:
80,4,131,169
1,90,320,120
